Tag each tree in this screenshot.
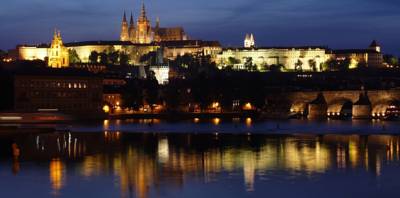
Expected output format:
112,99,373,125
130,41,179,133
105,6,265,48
308,59,317,72
384,55,399,66
89,51,98,64
121,80,144,109
244,57,256,71
270,64,284,72
227,57,240,66
120,52,129,66
295,59,303,71
108,51,120,65
323,58,351,71
140,51,157,65
68,49,81,64
0,50,6,60
99,51,108,65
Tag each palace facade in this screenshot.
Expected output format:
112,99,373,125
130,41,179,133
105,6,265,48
216,34,384,71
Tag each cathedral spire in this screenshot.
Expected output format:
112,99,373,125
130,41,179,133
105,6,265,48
120,11,129,41
123,11,127,22
140,2,147,19
156,17,160,29
130,12,134,25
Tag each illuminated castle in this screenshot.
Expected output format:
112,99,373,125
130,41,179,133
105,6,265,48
120,3,188,44
48,30,69,68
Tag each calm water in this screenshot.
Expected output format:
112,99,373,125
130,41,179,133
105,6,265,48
1,119,400,198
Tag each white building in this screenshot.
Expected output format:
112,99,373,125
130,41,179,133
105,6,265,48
149,65,169,85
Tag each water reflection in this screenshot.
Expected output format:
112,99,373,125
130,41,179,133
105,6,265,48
1,132,400,197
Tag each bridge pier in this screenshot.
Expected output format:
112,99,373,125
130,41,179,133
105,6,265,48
352,93,372,119
308,93,327,119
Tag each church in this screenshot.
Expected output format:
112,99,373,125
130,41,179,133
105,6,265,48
120,3,188,44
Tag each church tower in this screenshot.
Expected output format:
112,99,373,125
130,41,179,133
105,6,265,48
120,12,129,41
154,17,161,42
244,33,255,48
136,3,153,44
48,29,69,68
128,12,136,42
369,40,381,53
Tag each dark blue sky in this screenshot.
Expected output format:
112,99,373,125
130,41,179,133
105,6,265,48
1,0,400,55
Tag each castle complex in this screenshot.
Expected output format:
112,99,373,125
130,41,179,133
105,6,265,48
15,3,384,71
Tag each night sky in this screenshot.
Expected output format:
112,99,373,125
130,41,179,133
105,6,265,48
1,0,400,55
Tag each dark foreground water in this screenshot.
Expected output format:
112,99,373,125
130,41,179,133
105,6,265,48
1,119,400,198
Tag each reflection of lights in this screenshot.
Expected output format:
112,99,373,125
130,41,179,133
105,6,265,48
349,139,358,167
212,118,220,125
0,116,22,120
158,138,169,163
245,117,252,126
194,118,200,123
243,151,255,192
103,119,109,128
50,159,65,194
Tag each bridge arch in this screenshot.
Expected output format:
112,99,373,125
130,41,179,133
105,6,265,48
327,98,353,117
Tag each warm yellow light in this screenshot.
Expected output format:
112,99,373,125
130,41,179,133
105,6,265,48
243,103,253,110
116,101,120,106
213,118,221,125
194,118,200,123
245,117,252,126
49,159,64,193
103,105,110,113
212,102,220,108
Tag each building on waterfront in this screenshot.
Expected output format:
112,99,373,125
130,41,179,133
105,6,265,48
14,69,103,115
328,40,383,68
120,3,188,44
216,39,384,71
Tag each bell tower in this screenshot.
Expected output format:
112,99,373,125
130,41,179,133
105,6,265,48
48,29,69,68
136,3,152,44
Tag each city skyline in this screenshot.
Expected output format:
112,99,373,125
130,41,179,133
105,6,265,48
1,0,400,55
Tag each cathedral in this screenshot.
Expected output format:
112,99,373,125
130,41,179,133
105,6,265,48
120,3,188,44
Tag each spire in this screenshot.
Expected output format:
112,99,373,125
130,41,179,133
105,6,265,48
123,11,127,22
156,17,160,28
130,12,134,25
370,40,379,47
140,2,147,19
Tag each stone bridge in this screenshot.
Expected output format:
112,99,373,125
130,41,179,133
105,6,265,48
265,90,400,119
